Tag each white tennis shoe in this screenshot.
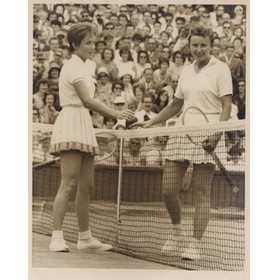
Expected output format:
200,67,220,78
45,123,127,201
181,238,201,260
161,238,178,254
49,238,70,252
77,237,112,251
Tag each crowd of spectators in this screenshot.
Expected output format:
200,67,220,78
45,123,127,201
32,3,247,127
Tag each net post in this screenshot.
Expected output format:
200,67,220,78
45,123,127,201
116,135,124,223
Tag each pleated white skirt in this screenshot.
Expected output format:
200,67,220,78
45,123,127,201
49,105,99,156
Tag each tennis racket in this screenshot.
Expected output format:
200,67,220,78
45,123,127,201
33,131,118,170
181,106,239,193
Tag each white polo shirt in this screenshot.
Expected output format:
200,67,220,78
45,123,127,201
175,55,232,115
59,55,96,107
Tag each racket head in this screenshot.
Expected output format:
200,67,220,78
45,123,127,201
95,131,118,162
181,106,209,126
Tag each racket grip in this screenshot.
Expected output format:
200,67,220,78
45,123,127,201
210,152,239,193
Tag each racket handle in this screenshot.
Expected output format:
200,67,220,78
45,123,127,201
33,158,60,170
210,152,239,193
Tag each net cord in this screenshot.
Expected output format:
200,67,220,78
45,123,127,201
33,120,246,139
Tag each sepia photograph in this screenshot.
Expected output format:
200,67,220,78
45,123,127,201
29,1,249,279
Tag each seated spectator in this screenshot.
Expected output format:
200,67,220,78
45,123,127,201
160,46,172,63
115,47,136,79
160,31,172,47
114,36,137,62
146,136,169,166
200,11,213,29
49,48,64,68
231,26,246,44
39,91,59,124
121,138,147,166
111,81,125,106
134,68,158,98
104,34,114,49
211,44,222,58
219,44,245,85
232,5,245,26
56,29,68,46
34,52,49,80
135,93,157,122
131,33,143,53
163,74,179,101
233,78,246,119
33,78,50,109
33,107,40,123
119,70,135,103
219,36,230,57
132,83,146,111
96,47,118,81
126,97,139,112
232,37,245,58
156,42,164,54
151,88,169,114
145,37,160,69
152,21,162,41
169,51,185,76
93,39,106,65
48,37,60,62
172,16,186,38
173,26,189,53
153,58,172,89
113,96,128,129
95,67,112,106
47,65,61,91
103,116,117,129
165,25,175,41
134,50,152,81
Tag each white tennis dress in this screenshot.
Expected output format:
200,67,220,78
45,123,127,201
50,54,98,156
164,56,232,164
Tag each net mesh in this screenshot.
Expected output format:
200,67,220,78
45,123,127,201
32,121,246,271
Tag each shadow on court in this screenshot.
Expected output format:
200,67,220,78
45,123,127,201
32,233,179,269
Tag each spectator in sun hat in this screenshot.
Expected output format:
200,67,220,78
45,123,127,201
95,67,112,106
113,95,128,129
56,29,68,45
119,69,135,102
232,5,245,26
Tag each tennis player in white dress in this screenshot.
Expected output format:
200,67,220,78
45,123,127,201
49,22,135,252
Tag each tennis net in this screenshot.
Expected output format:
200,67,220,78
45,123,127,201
32,120,247,271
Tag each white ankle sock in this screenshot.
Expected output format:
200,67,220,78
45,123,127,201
78,230,92,240
52,230,63,239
